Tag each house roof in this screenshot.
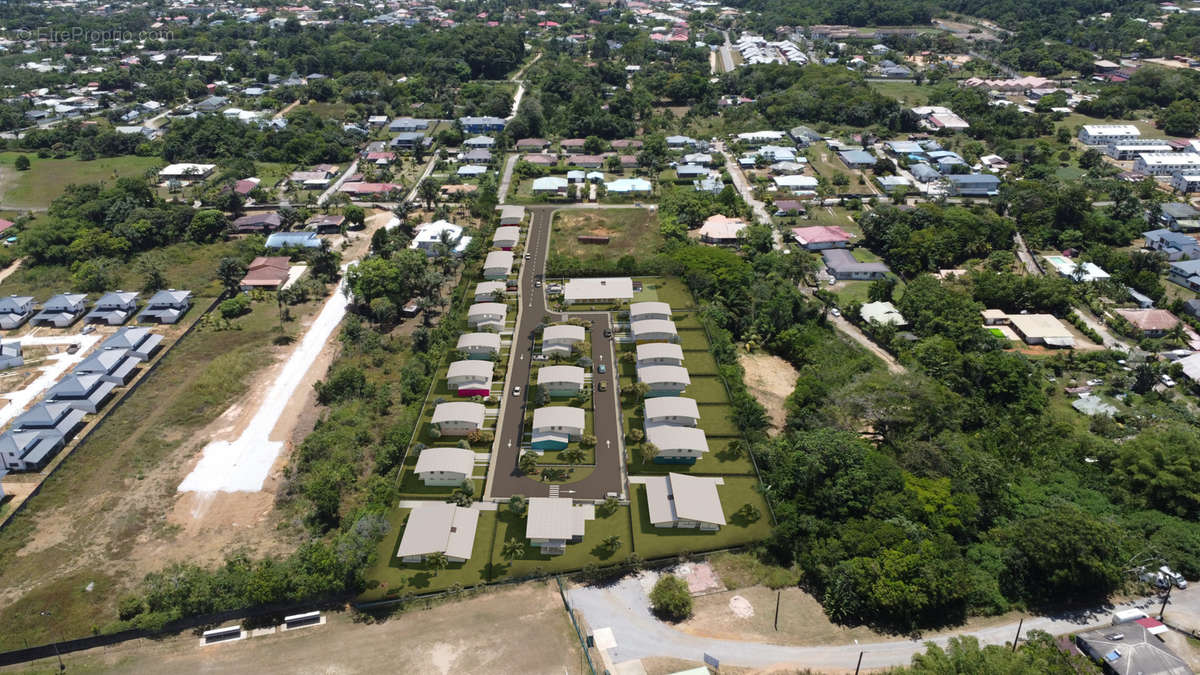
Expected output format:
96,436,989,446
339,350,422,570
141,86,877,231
475,281,506,297
0,296,33,313
1075,622,1190,675
698,214,747,240
75,348,135,376
457,332,501,351
637,365,690,386
498,205,525,220
492,225,521,243
446,359,494,381
241,256,290,286
95,291,138,307
532,176,568,191
101,326,160,353
630,301,671,318
532,406,585,431
526,498,593,541
645,424,708,453
631,319,678,338
414,447,476,476
792,225,851,246
544,324,586,342
146,289,191,306
563,277,633,302
1007,313,1074,343
265,231,321,248
822,248,890,275
431,401,486,426
860,301,906,326
484,250,514,270
644,473,726,526
644,396,700,421
636,342,684,362
395,502,479,560
537,365,585,386
468,302,506,318
44,293,86,309
1115,308,1179,332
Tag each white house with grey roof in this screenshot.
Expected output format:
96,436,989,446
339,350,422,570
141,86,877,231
33,293,87,327
563,277,633,305
0,296,34,329
101,326,163,360
631,319,678,344
0,342,22,370
644,397,701,427
431,401,486,436
498,205,525,226
492,226,520,250
483,251,514,280
645,424,709,464
537,365,585,397
457,332,501,359
542,324,586,356
526,497,595,555
137,289,191,324
46,372,117,413
531,406,586,451
74,348,139,384
629,302,671,322
636,343,684,368
467,302,506,331
85,291,139,325
639,473,726,530
396,502,480,563
413,447,476,486
474,281,507,302
0,428,65,471
446,359,494,397
638,365,690,396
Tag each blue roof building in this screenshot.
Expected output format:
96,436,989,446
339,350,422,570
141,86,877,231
266,231,322,249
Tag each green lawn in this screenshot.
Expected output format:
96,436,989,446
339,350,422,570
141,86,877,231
696,404,741,436
489,504,632,577
550,208,661,260
627,436,755,476
686,375,730,404
632,276,696,309
361,509,499,600
630,477,773,560
0,153,162,209
681,348,719,375
868,80,932,106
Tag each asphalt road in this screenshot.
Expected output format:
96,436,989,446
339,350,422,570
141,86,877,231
486,206,626,501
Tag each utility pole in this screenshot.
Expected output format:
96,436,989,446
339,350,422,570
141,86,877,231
1160,584,1173,620
1012,618,1023,653
854,651,863,675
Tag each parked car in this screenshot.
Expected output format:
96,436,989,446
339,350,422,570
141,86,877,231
1161,566,1188,589
830,308,841,317
1161,374,1177,387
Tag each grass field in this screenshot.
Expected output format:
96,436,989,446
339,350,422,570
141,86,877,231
550,208,661,260
629,477,772,559
626,436,755,476
491,503,632,577
868,80,932,105
631,277,696,309
0,153,162,209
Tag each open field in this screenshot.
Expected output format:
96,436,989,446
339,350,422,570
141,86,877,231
5,582,586,675
738,352,799,435
868,80,932,105
550,208,661,260
631,277,697,309
0,153,162,210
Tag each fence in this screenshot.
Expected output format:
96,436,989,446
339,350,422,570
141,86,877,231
556,575,599,675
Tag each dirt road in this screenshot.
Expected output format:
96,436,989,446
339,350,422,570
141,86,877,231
829,313,906,374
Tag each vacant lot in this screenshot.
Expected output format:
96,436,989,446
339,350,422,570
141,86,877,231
868,79,932,106
0,153,161,209
550,208,661,260
6,582,585,675
738,353,799,435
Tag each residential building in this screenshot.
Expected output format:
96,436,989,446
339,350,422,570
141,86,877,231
458,116,505,133
605,178,653,194
526,497,594,554
158,163,216,180
85,291,138,325
532,176,569,194
1043,255,1111,281
531,406,585,450
629,302,672,322
638,364,691,396
430,401,486,436
563,277,633,305
492,226,520,250
542,324,586,356
1134,152,1200,176
137,289,192,324
537,365,585,396
792,225,852,250
912,105,970,131
395,502,480,563
643,396,700,427
240,257,291,291
676,164,708,180
410,220,471,257
32,293,87,327
307,215,346,234
413,447,476,487
0,342,22,370
446,359,494,397
1006,313,1076,348
514,138,549,151
498,205,526,226
1170,259,1200,291
466,302,506,331
1078,124,1141,145
839,150,876,168
1144,229,1200,260
464,135,495,149
644,424,709,463
946,174,1001,196
456,332,501,359
1161,203,1200,231
773,175,819,192
640,473,726,530
0,295,34,329
388,117,432,133
631,319,679,344
1115,308,1179,337
860,301,907,326
1172,174,1200,194
1106,142,1174,160
698,215,747,245
46,372,117,413
100,326,163,360
231,212,281,234
474,281,506,303
463,148,492,165
75,347,140,384
910,163,942,183
636,343,685,368
483,251,515,280
1074,622,1189,675
822,249,890,280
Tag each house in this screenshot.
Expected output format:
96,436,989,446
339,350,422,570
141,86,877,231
910,163,942,183
643,396,700,427
1107,142,1174,160
698,215,747,245
526,497,594,555
757,145,797,162
1170,259,1200,291
792,225,852,250
644,424,708,463
158,163,216,180
568,155,604,169
1173,174,1200,194
483,251,514,280
1074,622,1189,675
46,372,117,413
822,249,890,280
515,138,550,151
1006,313,1075,348
860,301,907,326
640,473,726,529
413,447,476,487
1115,308,1179,337
138,289,192,324
1184,299,1200,320
630,302,671,323
498,205,525,226
911,105,970,131
773,200,806,217
231,212,281,234
446,360,494,397
0,296,34,329
463,148,493,165
240,257,291,291
395,502,480,563
980,154,1009,170
492,226,520,250
839,150,876,169
564,277,633,305
676,164,708,180
100,326,163,360
946,174,1000,196
1134,153,1200,177
636,343,685,368
308,215,346,234
410,220,471,258
1144,229,1200,260
631,319,678,344
1161,203,1200,231
683,152,714,166
458,116,506,133
537,365,585,397
605,178,652,194
531,406,585,450
195,95,228,112
877,176,911,191
773,175,819,192
464,135,495,149
0,342,22,370
430,401,486,436
390,132,426,150
638,365,690,396
456,332,501,359
532,176,569,194
524,154,557,166
388,117,432,133
85,291,138,325
1043,255,1110,282
543,324,586,356
32,293,87,327
13,401,86,444
75,347,140,384
467,302,506,331
474,281,506,303
1078,124,1141,145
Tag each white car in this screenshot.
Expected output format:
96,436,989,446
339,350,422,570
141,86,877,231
512,386,521,397
1161,374,1177,387
830,308,841,317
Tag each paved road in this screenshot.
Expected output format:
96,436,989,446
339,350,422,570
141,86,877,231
569,574,1158,670
718,31,735,73
485,206,627,501
1013,232,1041,276
317,159,359,206
497,154,519,205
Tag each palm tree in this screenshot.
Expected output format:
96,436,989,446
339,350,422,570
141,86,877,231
426,551,448,577
639,442,660,465
508,494,528,516
560,446,586,467
518,452,539,475
502,538,525,560
418,178,440,210
602,535,622,554
1166,322,1188,346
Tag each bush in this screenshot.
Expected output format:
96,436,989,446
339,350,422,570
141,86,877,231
219,294,251,319
649,575,693,621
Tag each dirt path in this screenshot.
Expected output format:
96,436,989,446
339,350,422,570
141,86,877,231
273,99,301,120
0,257,23,285
737,353,798,435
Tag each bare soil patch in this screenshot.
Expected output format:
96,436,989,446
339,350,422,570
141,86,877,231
737,353,799,435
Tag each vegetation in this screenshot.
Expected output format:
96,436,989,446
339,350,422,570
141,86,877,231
649,575,693,621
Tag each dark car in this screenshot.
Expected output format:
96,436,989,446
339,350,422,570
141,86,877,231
603,328,612,338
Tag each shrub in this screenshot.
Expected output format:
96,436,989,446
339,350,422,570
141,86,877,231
219,294,251,319
649,575,693,621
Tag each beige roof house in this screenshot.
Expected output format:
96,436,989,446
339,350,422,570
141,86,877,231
641,473,726,529
395,502,480,562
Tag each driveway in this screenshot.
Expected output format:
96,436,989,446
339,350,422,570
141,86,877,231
828,312,906,375
715,142,780,249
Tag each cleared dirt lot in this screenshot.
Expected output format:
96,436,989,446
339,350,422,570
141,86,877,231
738,353,798,435
3,582,585,675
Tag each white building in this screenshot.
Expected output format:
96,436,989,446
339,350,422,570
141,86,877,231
1078,124,1141,145
474,281,507,302
629,301,672,322
860,301,907,326
457,332,501,359
643,396,701,427
526,497,594,555
158,163,216,179
563,277,634,305
537,365,585,396
445,359,494,396
413,447,476,486
396,502,480,563
773,175,819,193
631,318,678,343
492,226,520,250
483,250,515,280
410,220,471,257
542,324,586,356
637,365,691,396
531,406,586,438
467,302,506,331
1134,153,1200,177
431,401,486,436
636,342,685,368
644,424,709,463
640,473,726,530
498,205,525,226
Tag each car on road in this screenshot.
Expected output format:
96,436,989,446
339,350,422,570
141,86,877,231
603,328,612,338
512,386,522,397
524,253,531,260
534,280,542,288
598,381,607,392
81,325,96,335
830,308,840,317
598,364,606,374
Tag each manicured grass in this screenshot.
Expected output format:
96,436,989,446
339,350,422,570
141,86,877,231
678,329,708,352
696,403,741,437
489,504,632,578
851,247,882,263
361,509,499,600
834,281,873,307
868,80,932,105
631,276,697,309
686,375,730,404
396,461,484,499
0,153,162,209
627,436,754,476
681,348,719,375
629,477,772,560
550,208,661,261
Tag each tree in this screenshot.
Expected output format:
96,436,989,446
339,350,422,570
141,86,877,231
418,179,440,210
343,204,365,229
502,538,525,560
735,503,761,523
561,446,586,467
518,452,539,475
187,210,228,243
601,534,622,554
14,154,30,171
369,297,397,324
508,494,528,516
649,575,693,621
426,551,448,577
639,442,659,464
867,277,897,303
217,257,246,295
138,258,167,293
